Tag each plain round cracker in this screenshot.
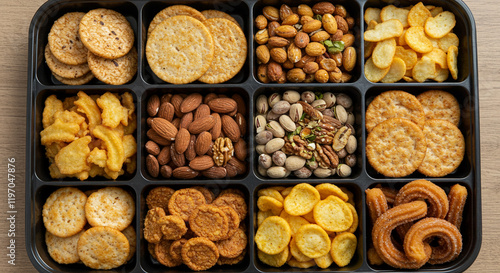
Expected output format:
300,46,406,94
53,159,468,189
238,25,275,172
365,90,425,132
417,90,460,126
148,5,206,37
418,119,465,177
146,15,214,84
79,8,134,59
53,72,94,85
45,44,90,78
87,47,137,85
48,12,88,65
201,10,240,27
121,225,136,262
366,118,427,177
46,229,85,264
42,187,87,238
85,187,135,231
198,18,247,84
77,226,129,270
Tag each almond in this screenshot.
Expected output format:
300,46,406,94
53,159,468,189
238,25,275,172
194,104,211,120
185,135,197,161
188,115,216,135
267,61,283,82
221,115,241,142
180,93,202,113
275,25,297,38
145,141,160,156
170,94,184,117
204,93,218,104
227,158,246,175
210,113,222,141
202,167,227,179
158,102,174,121
195,131,212,156
268,36,290,47
270,48,287,64
172,166,198,179
147,129,171,146
160,165,172,178
207,98,237,114
256,45,270,64
157,146,171,165
234,138,248,161
189,155,215,171
179,112,193,129
160,94,172,104
225,164,238,178
146,154,159,177
152,118,178,140
312,2,335,15
175,128,190,154
231,94,246,116
294,32,310,48
170,145,185,167
235,113,247,136
172,118,181,128
147,95,160,117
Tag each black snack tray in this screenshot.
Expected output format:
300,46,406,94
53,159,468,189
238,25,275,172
26,0,481,272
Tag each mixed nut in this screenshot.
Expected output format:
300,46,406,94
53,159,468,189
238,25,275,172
145,93,248,179
255,2,357,83
255,90,357,178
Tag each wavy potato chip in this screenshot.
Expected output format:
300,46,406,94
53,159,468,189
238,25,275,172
438,33,459,52
398,28,407,46
54,110,85,125
287,258,316,268
313,195,353,232
120,92,135,118
93,125,125,172
123,134,137,159
447,45,459,80
258,247,289,267
331,232,357,267
88,147,107,168
345,203,359,233
255,216,291,255
55,136,91,176
283,183,320,216
424,48,448,68
425,11,456,38
408,2,431,27
42,95,64,128
412,57,437,82
315,183,348,201
314,252,334,269
395,46,418,69
97,92,129,128
289,237,312,262
257,196,283,215
381,57,407,83
364,57,390,82
125,156,136,174
405,26,433,53
74,91,101,131
372,38,397,69
364,19,403,42
380,5,409,28
433,66,450,82
364,8,381,24
123,112,137,135
295,224,331,258
279,210,310,236
40,118,80,145
258,188,284,203
430,6,444,17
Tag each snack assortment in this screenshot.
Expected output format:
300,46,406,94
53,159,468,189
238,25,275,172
40,91,137,180
255,90,357,178
255,183,358,268
42,187,136,269
366,180,467,269
254,2,356,83
144,186,248,270
366,90,464,177
46,9,137,85
146,5,247,84
145,93,247,179
364,2,459,83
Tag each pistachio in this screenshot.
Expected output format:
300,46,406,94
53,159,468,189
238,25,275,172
266,120,285,138
307,158,319,170
314,167,333,178
336,93,353,108
301,91,315,104
345,154,356,168
346,112,355,125
267,166,287,178
279,115,296,132
322,108,334,117
334,105,348,124
255,115,267,133
311,99,327,111
256,130,273,145
255,29,269,44
259,154,273,169
272,100,291,115
258,165,268,177
332,126,352,151
256,144,267,154
337,164,351,177
285,156,306,171
255,15,268,30
256,95,268,114
294,167,312,178
323,92,336,107
289,103,304,122
272,151,287,166
283,90,301,103
263,6,279,21
265,138,285,154
337,148,347,159
345,135,357,154
268,93,281,108
346,123,355,135
266,111,281,121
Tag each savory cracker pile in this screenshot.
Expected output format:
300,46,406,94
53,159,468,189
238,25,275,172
255,183,358,269
40,91,137,180
143,186,248,270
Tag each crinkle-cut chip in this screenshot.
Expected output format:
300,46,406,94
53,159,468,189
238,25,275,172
123,134,137,159
55,136,91,175
63,96,78,111
43,95,64,129
120,92,135,117
104,168,124,180
330,232,357,267
96,92,129,128
314,252,334,269
447,45,459,80
381,57,407,83
405,26,433,53
313,195,353,232
345,203,359,233
258,196,283,215
364,57,390,83
41,118,80,145
77,121,89,138
380,5,409,28
279,210,310,236
315,183,348,201
424,48,448,68
257,210,276,226
93,125,125,172
364,19,403,42
395,46,418,69
125,156,136,174
425,11,456,39
255,216,291,255
54,110,85,125
412,57,437,82
88,147,107,168
438,33,459,52
364,8,381,24
372,38,396,69
287,258,316,268
398,29,407,46
49,162,67,179
408,2,432,27
432,66,450,82
429,6,444,17
74,91,101,131
295,224,331,258
89,164,106,178
281,187,293,198
258,247,289,267
283,183,320,216
290,237,312,262
258,188,284,203
123,112,137,135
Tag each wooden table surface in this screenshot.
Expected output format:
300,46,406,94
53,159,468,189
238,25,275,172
0,0,498,272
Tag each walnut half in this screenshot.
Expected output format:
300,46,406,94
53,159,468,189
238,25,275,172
213,137,234,167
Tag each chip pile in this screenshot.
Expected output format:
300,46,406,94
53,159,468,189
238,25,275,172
255,183,358,268
40,91,137,180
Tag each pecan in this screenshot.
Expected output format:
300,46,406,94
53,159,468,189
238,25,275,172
316,145,331,167
298,101,323,120
213,137,234,167
323,145,339,168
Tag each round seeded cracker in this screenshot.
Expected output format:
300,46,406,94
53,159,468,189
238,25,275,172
417,90,460,126
48,12,88,65
53,72,94,85
88,47,137,85
46,229,85,264
85,187,135,231
77,226,129,270
42,187,87,238
147,5,206,37
45,44,90,79
201,10,240,27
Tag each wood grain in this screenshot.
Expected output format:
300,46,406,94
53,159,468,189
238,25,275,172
0,0,498,272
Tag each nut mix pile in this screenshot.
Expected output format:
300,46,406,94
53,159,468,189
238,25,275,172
255,2,356,83
42,187,136,269
255,90,356,179
40,91,137,180
46,9,137,85
256,183,358,268
364,2,459,83
144,186,248,270
145,93,247,179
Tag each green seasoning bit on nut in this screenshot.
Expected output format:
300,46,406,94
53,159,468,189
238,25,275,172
327,41,345,54
315,92,323,100
314,14,323,21
323,40,334,48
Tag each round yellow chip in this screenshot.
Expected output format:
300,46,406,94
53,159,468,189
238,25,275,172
290,237,312,262
381,57,406,83
314,252,334,269
315,183,348,201
433,67,450,82
257,196,283,215
313,196,353,232
295,224,331,259
281,187,293,198
257,210,276,226
258,188,284,203
280,210,310,236
438,33,459,52
339,187,355,205
364,57,390,83
302,210,315,223
283,183,320,216
447,45,459,80
425,11,456,39
372,38,397,69
345,203,359,233
258,247,289,267
405,26,433,53
330,232,357,267
255,216,291,255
